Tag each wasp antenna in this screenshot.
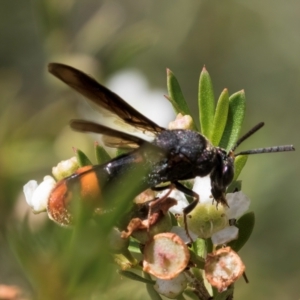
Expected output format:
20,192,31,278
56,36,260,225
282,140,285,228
231,122,265,152
235,145,295,156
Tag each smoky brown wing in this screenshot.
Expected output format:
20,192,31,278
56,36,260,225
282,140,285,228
70,119,151,149
48,63,164,133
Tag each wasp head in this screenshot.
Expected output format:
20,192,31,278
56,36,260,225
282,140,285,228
210,148,235,206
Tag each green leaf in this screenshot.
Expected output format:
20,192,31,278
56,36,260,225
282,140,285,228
116,148,129,156
233,155,248,182
227,180,242,193
146,284,162,300
176,293,188,300
119,270,155,284
144,272,163,300
198,67,215,138
94,142,111,164
184,288,203,300
128,239,142,253
219,90,246,151
228,212,255,252
192,238,206,257
166,69,191,116
212,285,234,300
189,251,205,269
210,88,229,146
75,148,92,166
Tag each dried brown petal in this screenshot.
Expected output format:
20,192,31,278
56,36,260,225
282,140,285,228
143,233,190,280
205,247,245,292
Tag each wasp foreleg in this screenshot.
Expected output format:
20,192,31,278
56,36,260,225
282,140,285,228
173,181,200,243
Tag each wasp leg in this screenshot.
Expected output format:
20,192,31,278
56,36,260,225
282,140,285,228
173,181,200,243
151,184,173,192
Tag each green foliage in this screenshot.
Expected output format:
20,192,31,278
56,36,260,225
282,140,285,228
233,155,248,182
166,69,192,116
119,270,155,284
76,148,92,167
8,218,114,300
95,143,111,164
210,89,229,146
198,67,215,138
219,91,246,151
228,212,255,252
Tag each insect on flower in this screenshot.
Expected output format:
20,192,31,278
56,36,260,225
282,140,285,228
47,63,295,235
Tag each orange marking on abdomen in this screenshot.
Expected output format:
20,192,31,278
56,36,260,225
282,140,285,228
48,180,72,226
76,166,102,205
48,166,103,226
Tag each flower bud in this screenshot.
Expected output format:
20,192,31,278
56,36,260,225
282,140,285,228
168,113,194,130
52,156,79,181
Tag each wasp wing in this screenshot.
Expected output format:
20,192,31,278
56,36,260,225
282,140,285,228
48,63,164,134
71,119,155,149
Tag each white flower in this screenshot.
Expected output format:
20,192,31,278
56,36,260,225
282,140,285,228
23,176,56,213
211,191,250,245
158,176,250,245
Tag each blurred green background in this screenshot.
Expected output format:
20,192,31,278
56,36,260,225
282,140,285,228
1,0,299,299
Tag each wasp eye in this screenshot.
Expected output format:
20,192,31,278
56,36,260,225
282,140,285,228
222,164,234,187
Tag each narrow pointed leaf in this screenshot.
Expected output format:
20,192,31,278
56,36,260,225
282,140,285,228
166,69,191,116
75,149,92,166
233,155,248,182
227,180,242,193
228,212,255,252
210,88,229,146
198,67,215,138
184,289,203,300
119,270,155,284
146,284,163,300
144,272,163,300
95,142,111,164
219,90,246,151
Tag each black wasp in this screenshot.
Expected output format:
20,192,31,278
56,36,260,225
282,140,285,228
47,63,295,229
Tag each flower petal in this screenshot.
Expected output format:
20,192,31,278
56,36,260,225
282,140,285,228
157,189,189,215
24,176,56,213
225,191,250,219
211,226,239,245
23,180,38,207
192,176,212,204
171,226,198,243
